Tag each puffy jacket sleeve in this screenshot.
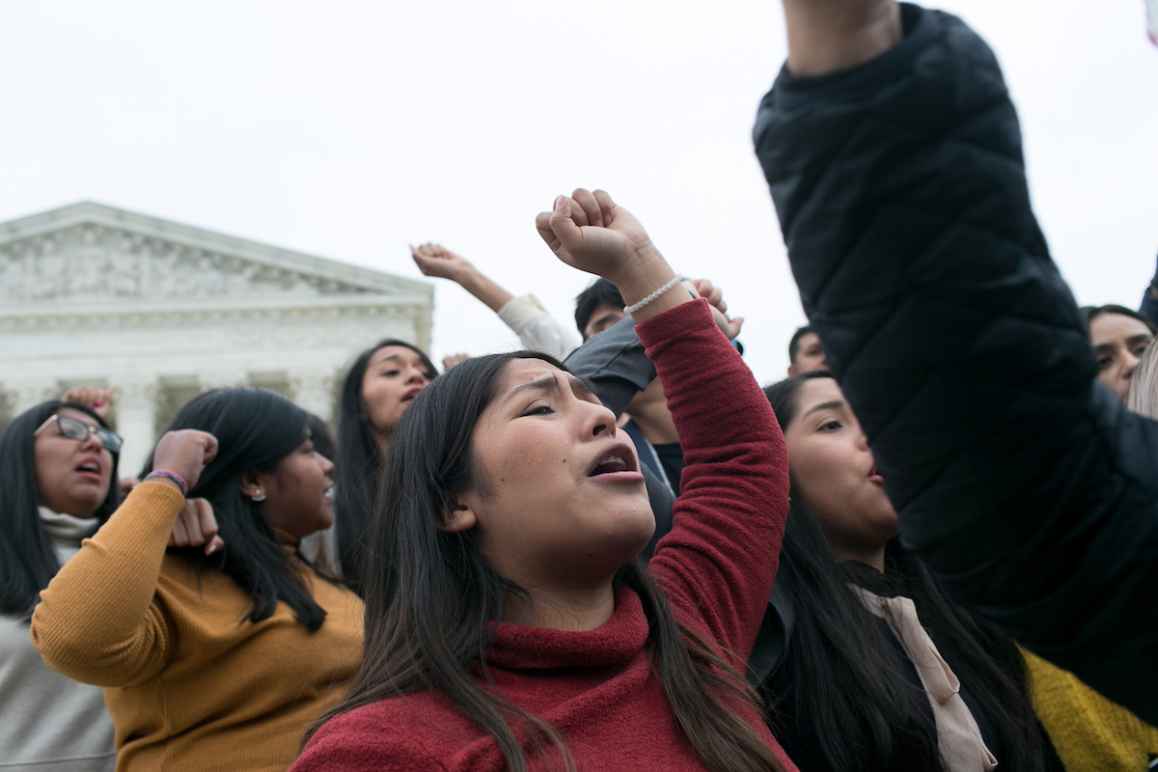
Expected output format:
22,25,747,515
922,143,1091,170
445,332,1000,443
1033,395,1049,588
754,3,1158,723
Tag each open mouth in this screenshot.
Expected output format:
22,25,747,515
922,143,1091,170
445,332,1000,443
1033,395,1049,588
400,387,424,404
587,444,640,478
868,465,885,485
75,459,104,481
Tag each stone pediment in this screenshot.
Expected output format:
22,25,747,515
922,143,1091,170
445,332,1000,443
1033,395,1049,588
0,201,429,307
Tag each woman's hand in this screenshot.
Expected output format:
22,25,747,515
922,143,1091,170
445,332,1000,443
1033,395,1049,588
62,387,115,421
691,278,744,339
535,188,673,302
168,498,224,556
152,430,218,492
410,243,475,284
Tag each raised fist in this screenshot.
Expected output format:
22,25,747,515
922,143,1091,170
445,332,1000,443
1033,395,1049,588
62,387,115,421
410,243,474,284
152,430,218,492
168,498,224,556
534,189,665,289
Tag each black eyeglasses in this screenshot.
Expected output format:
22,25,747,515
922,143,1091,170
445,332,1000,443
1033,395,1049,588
37,414,123,454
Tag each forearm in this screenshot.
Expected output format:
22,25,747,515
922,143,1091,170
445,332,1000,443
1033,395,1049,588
456,268,515,314
640,300,788,657
497,294,581,361
782,0,902,76
31,481,183,684
754,3,1158,714
755,4,1091,563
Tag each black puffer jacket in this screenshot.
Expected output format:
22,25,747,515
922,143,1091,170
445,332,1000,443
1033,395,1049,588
754,3,1158,725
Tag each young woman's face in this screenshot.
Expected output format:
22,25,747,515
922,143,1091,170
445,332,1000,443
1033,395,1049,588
1090,312,1154,401
33,408,114,517
259,438,336,540
783,378,897,564
458,359,652,588
361,345,434,436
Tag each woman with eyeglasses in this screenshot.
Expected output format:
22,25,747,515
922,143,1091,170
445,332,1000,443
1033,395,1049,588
31,388,363,771
0,400,123,771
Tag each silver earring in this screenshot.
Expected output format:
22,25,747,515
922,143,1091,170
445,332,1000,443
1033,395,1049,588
250,490,266,503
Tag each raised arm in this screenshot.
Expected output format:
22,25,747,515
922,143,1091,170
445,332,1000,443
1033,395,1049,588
32,430,218,686
412,243,580,360
535,188,789,661
756,1,1158,722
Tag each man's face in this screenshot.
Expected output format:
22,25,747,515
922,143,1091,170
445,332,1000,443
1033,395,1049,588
788,332,827,376
583,303,626,341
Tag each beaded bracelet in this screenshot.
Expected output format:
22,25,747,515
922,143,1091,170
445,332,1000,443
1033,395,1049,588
146,469,189,497
623,275,688,316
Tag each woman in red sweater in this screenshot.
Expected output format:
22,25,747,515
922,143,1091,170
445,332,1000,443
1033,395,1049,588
293,189,794,772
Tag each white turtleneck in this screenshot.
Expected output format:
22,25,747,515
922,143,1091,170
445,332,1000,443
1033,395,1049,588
0,508,115,770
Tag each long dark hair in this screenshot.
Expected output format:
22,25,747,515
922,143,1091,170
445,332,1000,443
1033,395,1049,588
333,338,437,596
309,352,783,772
0,401,121,617
144,387,331,632
763,373,1046,771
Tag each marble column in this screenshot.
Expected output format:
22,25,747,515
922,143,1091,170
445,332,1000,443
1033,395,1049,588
199,371,247,392
290,372,336,424
116,378,159,477
10,381,58,416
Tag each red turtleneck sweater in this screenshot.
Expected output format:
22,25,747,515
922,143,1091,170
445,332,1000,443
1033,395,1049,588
291,299,794,771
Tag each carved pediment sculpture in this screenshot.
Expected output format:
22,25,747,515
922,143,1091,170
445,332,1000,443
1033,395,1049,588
0,224,373,304
0,202,427,307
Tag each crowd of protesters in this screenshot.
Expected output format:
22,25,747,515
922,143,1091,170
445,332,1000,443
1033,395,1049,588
2,1,1157,770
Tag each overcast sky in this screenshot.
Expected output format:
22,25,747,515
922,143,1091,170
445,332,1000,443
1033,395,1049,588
2,1,1155,383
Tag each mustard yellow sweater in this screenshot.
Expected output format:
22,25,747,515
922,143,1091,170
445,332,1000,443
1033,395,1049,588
32,481,363,772
1023,648,1158,770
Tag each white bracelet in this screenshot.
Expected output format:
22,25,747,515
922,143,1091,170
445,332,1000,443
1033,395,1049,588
624,275,688,315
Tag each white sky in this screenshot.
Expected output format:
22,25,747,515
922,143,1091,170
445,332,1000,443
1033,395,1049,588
1,1,1154,384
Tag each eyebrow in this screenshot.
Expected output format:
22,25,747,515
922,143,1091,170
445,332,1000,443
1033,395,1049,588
802,399,845,419
1094,335,1153,355
505,373,597,403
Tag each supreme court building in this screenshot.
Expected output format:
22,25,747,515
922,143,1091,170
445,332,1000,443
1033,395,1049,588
0,201,433,473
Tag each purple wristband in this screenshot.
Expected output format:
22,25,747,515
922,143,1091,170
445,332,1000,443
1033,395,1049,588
146,469,188,497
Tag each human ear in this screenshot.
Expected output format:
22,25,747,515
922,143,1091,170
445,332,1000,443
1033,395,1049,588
240,470,270,502
441,502,478,533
